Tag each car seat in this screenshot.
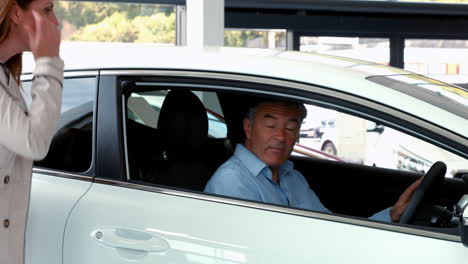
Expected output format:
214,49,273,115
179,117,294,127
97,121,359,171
143,89,211,191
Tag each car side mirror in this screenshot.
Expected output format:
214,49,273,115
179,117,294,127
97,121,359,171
366,122,385,134
457,195,468,247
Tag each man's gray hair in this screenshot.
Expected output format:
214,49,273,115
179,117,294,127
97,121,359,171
246,100,307,123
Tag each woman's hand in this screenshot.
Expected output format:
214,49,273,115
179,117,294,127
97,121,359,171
23,10,61,60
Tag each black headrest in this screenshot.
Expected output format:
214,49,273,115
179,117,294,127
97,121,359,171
157,90,208,159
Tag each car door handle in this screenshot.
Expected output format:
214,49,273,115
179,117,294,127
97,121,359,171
91,227,170,253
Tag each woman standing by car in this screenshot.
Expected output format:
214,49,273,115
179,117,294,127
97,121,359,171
0,0,63,263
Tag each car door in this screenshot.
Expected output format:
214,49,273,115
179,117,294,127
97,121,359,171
63,71,468,263
23,73,98,264
63,181,468,264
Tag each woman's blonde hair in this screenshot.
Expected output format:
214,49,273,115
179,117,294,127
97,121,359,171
0,0,33,85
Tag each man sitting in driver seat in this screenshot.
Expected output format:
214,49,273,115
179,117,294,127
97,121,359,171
204,99,421,222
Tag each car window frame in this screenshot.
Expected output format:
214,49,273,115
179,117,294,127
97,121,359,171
125,88,228,138
112,70,467,179
102,70,466,243
21,71,99,178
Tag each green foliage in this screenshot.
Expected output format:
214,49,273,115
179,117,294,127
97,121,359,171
57,2,123,29
69,12,138,42
69,12,175,43
133,13,176,43
224,30,266,47
224,30,286,48
57,1,175,43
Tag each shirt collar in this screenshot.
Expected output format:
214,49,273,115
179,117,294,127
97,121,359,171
234,144,294,177
0,61,10,85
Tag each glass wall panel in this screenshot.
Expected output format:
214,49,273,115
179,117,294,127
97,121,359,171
56,1,176,44
22,1,176,72
224,29,287,50
404,39,468,87
405,39,468,74
300,37,390,65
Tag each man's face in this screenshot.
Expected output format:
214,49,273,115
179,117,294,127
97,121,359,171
244,102,301,169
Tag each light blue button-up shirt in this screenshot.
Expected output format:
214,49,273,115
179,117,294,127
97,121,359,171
205,144,391,222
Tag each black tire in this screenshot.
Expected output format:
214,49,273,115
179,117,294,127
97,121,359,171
321,141,337,156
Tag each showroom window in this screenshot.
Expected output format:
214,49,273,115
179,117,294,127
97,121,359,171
405,39,468,85
56,1,176,44
225,29,287,50
300,37,390,65
22,1,177,72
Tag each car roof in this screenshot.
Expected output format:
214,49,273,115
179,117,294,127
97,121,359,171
22,43,468,138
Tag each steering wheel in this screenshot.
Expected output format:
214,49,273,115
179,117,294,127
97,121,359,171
399,161,446,224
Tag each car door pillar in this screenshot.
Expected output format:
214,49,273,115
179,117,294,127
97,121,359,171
96,74,126,181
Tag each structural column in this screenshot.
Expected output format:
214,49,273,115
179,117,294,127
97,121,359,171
186,0,225,47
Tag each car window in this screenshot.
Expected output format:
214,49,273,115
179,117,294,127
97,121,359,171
118,81,468,235
22,77,96,113
124,87,232,189
23,77,97,173
127,89,227,138
294,103,467,178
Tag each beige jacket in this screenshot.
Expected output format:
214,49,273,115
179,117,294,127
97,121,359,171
0,57,64,264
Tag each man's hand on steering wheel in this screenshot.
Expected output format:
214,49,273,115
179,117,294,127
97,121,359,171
390,161,446,224
390,177,423,222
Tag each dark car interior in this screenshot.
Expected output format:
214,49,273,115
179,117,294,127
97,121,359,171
35,83,468,232
35,127,92,172
126,89,231,191
35,102,93,173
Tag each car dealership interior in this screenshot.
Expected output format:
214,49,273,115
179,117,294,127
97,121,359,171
10,1,468,263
